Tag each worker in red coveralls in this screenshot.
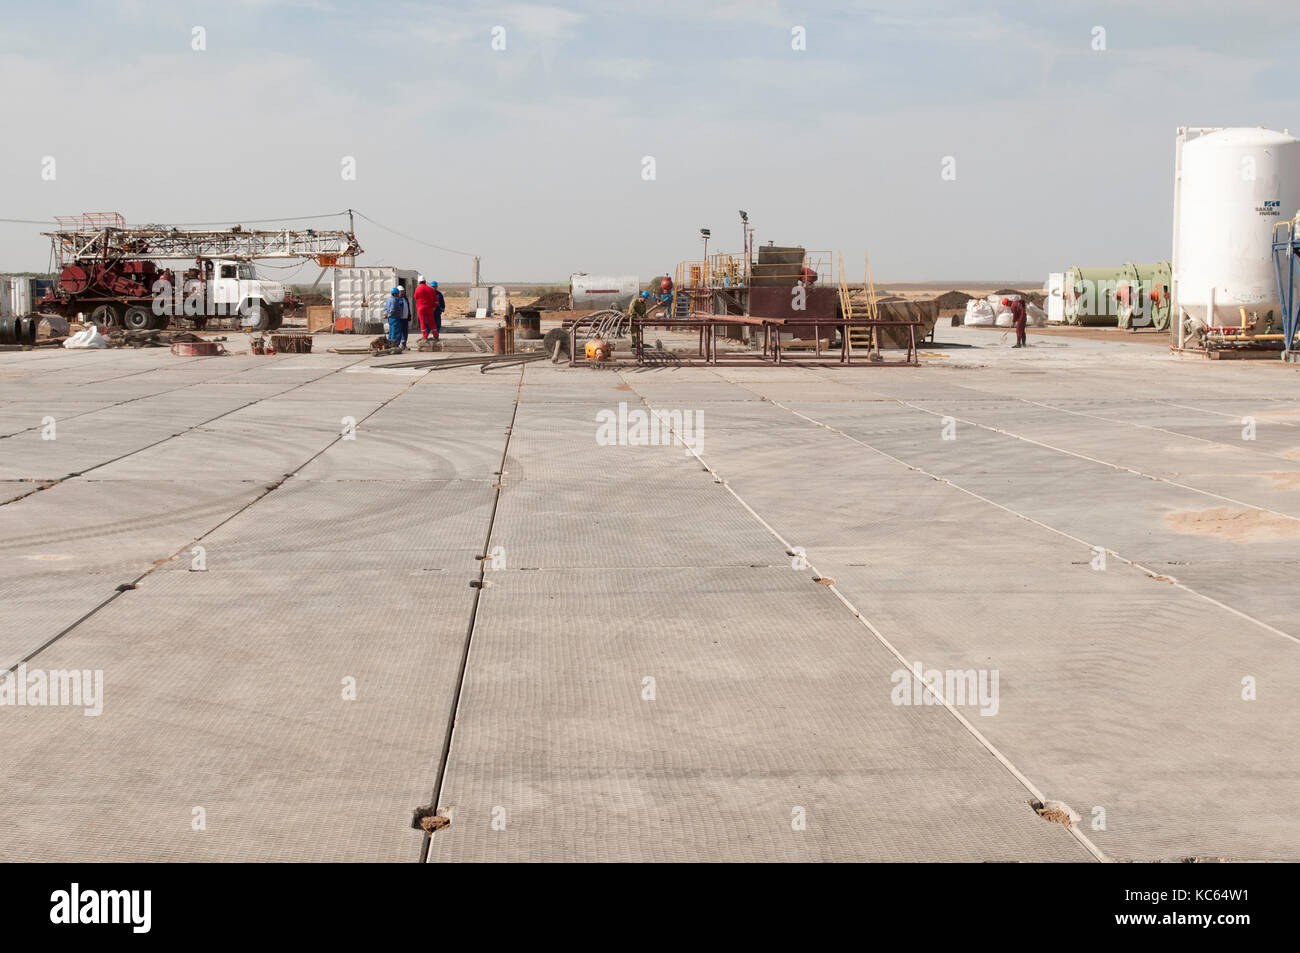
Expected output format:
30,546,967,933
415,278,439,341
1005,296,1027,348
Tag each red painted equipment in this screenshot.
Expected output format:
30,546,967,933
171,341,226,356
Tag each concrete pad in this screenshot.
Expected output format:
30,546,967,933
0,571,476,862
429,568,1088,863
2,337,1297,863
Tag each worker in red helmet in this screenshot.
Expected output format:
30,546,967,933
1007,296,1027,348
414,278,439,341
658,274,673,302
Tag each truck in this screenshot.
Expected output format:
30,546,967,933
38,212,362,332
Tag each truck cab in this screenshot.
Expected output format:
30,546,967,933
207,259,286,328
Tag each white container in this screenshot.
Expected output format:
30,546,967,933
331,266,419,332
1172,127,1300,329
1045,272,1065,323
0,276,32,319
569,273,639,310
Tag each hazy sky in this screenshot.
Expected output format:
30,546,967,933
2,0,1298,283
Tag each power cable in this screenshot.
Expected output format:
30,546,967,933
351,210,476,258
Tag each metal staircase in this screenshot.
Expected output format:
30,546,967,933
1272,219,1300,361
839,253,880,352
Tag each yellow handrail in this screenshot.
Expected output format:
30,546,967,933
837,253,853,321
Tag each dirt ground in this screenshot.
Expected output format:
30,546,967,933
1166,507,1300,543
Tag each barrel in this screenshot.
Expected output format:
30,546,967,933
493,324,506,354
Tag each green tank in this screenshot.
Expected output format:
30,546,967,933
1063,265,1125,326
1116,261,1172,331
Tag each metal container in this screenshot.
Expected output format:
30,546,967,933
751,246,805,287
1116,261,1172,330
468,286,490,315
270,333,312,353
569,273,639,310
1172,127,1300,340
0,276,33,319
331,266,419,333
1063,265,1126,325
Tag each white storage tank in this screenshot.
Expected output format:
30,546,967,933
569,273,639,310
1172,127,1300,337
331,266,419,333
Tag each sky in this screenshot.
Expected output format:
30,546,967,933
1,0,1298,283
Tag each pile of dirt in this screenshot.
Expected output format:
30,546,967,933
528,291,570,310
934,290,973,310
995,288,1045,307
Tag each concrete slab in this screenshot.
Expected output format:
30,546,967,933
0,571,475,862
1,338,1297,863
429,568,1088,863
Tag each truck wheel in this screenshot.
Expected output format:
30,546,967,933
242,299,271,331
89,304,122,328
123,306,152,331
266,304,283,330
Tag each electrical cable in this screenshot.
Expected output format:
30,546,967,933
149,212,350,227
350,210,476,258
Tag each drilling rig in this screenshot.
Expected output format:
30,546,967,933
39,212,363,331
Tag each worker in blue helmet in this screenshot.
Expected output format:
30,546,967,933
628,289,649,321
429,280,445,336
384,286,409,348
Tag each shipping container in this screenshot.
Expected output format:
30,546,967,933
331,266,420,334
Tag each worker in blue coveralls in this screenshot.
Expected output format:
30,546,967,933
384,286,409,348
